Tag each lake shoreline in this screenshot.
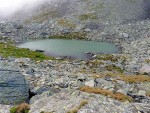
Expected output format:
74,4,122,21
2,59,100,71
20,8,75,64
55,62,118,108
0,14,150,113
17,39,120,61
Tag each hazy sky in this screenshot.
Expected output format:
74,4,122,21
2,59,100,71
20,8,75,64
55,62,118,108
0,0,44,16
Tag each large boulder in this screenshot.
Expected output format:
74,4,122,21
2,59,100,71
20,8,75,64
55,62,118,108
139,65,150,75
0,62,29,105
29,90,150,113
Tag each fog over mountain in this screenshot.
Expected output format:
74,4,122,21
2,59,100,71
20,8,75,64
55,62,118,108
0,0,52,17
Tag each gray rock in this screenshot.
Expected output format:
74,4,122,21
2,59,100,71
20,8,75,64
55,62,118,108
0,62,29,105
29,90,150,113
26,68,35,75
139,65,150,75
138,90,146,96
0,104,11,113
77,73,87,81
85,79,95,87
122,33,129,38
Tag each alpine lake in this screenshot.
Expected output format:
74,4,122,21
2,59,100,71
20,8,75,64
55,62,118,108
18,39,119,60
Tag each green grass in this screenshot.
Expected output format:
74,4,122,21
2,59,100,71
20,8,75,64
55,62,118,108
57,19,76,28
49,32,87,40
10,103,30,113
105,65,124,73
96,54,127,63
79,13,97,21
0,42,55,61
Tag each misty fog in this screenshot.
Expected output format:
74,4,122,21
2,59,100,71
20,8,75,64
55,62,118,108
0,0,51,17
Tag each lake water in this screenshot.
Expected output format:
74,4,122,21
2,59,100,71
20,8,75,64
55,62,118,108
17,39,119,60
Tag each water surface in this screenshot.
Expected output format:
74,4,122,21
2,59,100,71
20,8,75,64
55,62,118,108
18,39,119,60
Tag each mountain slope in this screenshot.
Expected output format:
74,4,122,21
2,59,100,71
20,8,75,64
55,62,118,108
7,0,150,24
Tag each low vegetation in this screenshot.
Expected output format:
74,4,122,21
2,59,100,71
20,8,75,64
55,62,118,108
49,32,87,40
118,75,150,83
145,59,150,63
146,91,150,97
105,65,124,73
96,54,128,63
10,103,30,113
92,72,150,83
40,112,54,113
67,100,88,113
79,13,97,21
79,86,133,102
0,42,55,61
57,19,76,28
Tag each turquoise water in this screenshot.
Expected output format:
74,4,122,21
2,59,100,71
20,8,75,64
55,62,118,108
18,39,119,59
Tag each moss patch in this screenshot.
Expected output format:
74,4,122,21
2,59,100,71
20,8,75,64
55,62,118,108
10,103,30,113
79,13,97,21
57,19,76,28
145,59,150,63
105,65,124,73
0,42,55,61
96,54,128,63
49,32,87,40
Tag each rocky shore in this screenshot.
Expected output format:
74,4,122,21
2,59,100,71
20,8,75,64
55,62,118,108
0,0,150,113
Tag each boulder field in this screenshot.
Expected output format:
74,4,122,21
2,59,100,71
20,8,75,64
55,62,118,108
0,0,150,113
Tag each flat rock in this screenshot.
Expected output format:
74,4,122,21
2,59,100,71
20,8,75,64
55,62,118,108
29,90,150,113
85,79,95,87
0,62,29,105
0,104,11,113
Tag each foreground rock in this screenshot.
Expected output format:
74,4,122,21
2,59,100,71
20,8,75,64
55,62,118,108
29,90,150,113
0,62,29,105
0,104,11,113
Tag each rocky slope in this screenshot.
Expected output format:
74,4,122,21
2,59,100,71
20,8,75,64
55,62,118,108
0,0,150,113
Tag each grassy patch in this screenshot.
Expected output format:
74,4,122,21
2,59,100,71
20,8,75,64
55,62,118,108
118,75,150,83
146,91,150,97
80,86,133,102
67,100,88,113
79,13,97,21
96,54,127,63
40,112,54,113
0,42,55,61
10,103,30,113
86,60,104,67
145,59,150,63
49,32,87,40
92,72,150,83
57,19,76,28
105,65,124,73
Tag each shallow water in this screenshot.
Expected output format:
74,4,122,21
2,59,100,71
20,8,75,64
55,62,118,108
18,39,119,60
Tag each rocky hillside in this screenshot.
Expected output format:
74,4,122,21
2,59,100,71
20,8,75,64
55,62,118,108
0,0,150,113
7,0,150,23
